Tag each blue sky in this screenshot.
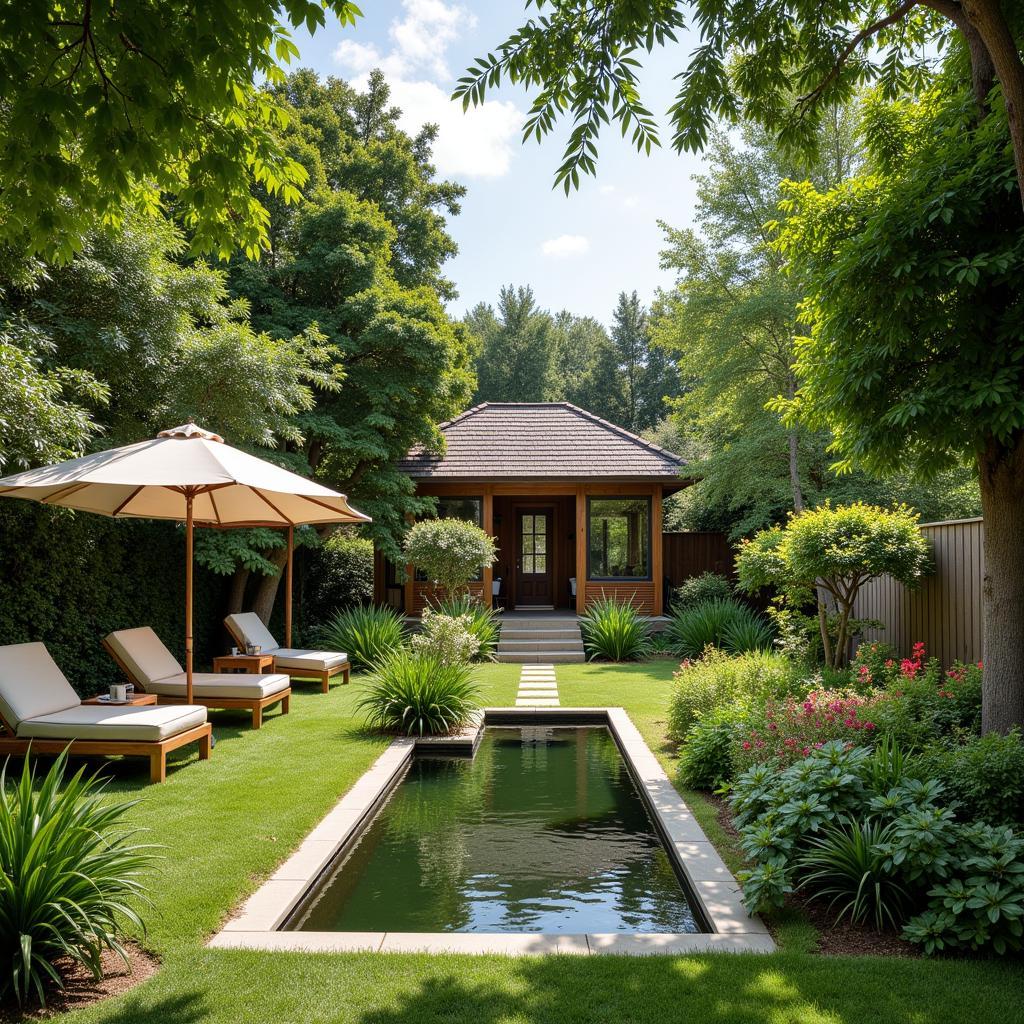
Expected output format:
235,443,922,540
294,1,709,326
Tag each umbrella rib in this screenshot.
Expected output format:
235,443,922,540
299,494,371,521
111,486,144,517
39,482,91,504
208,488,223,525
252,489,295,525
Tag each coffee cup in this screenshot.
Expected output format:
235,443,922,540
110,684,127,702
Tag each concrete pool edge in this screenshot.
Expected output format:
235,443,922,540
209,708,775,956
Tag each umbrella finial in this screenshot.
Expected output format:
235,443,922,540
158,423,224,443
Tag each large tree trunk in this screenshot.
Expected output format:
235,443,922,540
227,567,251,615
977,432,1024,733
251,548,289,625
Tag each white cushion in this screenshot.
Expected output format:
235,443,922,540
224,613,278,653
145,672,290,699
17,703,207,742
0,643,80,728
105,627,182,687
272,649,349,672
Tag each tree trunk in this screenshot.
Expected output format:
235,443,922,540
251,548,289,625
788,428,804,512
227,567,251,615
977,432,1024,733
817,596,834,668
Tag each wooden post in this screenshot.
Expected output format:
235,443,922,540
575,485,587,615
652,485,664,616
285,525,294,647
482,486,494,608
185,491,194,706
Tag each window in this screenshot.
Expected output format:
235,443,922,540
414,496,483,581
587,497,651,580
519,513,547,575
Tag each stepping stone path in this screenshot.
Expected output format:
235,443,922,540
514,663,560,707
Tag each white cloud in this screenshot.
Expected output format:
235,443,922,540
541,234,590,258
333,0,516,178
623,194,640,209
599,184,616,195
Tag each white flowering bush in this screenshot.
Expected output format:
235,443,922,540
404,518,497,596
411,610,481,665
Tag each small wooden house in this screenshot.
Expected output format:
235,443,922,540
374,403,688,616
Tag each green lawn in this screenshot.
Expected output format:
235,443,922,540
28,661,1024,1023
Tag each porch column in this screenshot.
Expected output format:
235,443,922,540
652,485,664,616
403,512,415,615
575,484,587,614
482,485,494,608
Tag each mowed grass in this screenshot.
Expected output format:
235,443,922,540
21,660,1024,1023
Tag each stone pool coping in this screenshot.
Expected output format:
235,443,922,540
209,707,774,957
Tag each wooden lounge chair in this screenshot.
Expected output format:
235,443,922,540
224,613,350,693
0,642,211,783
104,627,291,729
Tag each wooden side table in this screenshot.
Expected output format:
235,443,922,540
83,692,158,706
212,653,275,674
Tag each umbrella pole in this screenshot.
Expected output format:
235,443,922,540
186,493,194,705
285,525,294,648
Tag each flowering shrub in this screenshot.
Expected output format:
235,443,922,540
411,610,481,665
404,518,497,596
733,688,883,772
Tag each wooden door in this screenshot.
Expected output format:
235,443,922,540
516,510,553,606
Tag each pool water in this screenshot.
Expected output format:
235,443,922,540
291,726,700,933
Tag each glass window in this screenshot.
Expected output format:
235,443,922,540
588,497,651,579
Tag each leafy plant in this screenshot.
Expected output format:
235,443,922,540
305,531,374,624
721,614,774,654
0,751,157,1007
666,598,771,658
677,707,738,790
797,818,910,930
435,595,502,660
357,652,480,736
316,605,407,672
404,519,497,598
410,610,480,666
579,595,651,661
672,572,733,610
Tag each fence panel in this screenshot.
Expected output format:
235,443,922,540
853,518,984,665
662,532,734,586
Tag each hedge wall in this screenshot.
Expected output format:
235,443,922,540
0,503,230,696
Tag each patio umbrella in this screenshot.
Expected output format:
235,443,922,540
0,423,370,703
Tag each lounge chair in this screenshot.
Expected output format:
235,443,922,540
0,642,211,783
224,613,350,693
104,627,291,729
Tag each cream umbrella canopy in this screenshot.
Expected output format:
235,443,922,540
0,423,371,703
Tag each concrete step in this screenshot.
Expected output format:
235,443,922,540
500,651,585,663
501,628,582,641
498,639,585,654
497,618,579,630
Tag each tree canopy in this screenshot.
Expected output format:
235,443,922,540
0,2,363,262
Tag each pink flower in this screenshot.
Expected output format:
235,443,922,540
742,741,752,750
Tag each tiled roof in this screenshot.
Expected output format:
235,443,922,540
398,403,686,481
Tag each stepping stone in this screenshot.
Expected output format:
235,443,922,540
515,699,561,707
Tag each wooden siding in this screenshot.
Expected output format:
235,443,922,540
852,518,984,665
662,532,734,585
411,581,485,614
584,581,656,615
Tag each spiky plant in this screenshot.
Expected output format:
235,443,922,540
316,605,407,671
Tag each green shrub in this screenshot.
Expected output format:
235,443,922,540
579,596,651,662
304,531,374,625
677,707,739,790
404,518,497,597
357,651,480,736
316,605,407,671
666,598,772,658
435,595,502,660
672,572,733,610
0,751,156,1007
410,610,480,665
915,730,1024,826
667,648,804,743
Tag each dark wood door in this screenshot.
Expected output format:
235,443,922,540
516,510,553,605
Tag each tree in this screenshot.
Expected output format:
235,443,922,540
774,84,1024,731
404,519,498,598
468,286,554,402
545,311,623,421
0,2,363,262
736,503,931,667
457,2,1024,210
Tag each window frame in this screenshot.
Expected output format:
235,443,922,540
585,495,653,582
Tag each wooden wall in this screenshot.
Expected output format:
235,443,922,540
585,581,656,615
662,531,734,585
852,518,984,665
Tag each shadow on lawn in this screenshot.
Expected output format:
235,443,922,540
353,953,1024,1024
99,989,210,1024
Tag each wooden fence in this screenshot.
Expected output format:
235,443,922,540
662,531,735,586
852,518,984,666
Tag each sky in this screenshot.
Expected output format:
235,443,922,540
293,0,709,326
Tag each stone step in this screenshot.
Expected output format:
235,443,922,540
500,628,582,641
500,651,585,663
497,639,585,653
497,618,579,630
